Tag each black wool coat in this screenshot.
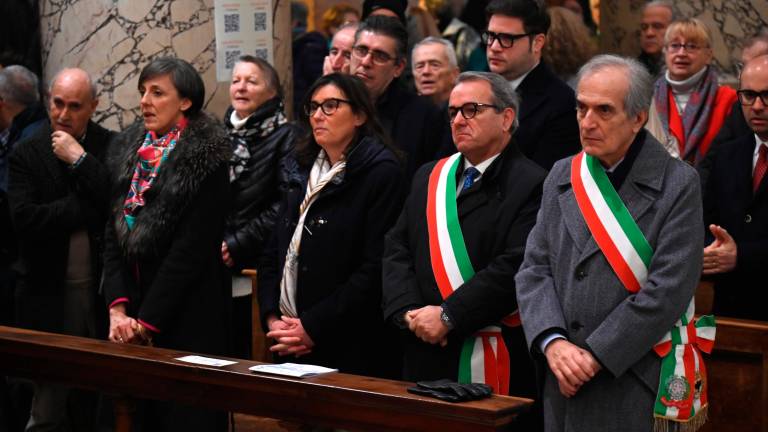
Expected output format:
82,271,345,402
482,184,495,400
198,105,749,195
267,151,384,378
103,113,232,355
223,102,301,269
8,120,113,333
376,80,452,177
258,135,407,378
704,133,768,321
382,141,545,399
515,62,581,170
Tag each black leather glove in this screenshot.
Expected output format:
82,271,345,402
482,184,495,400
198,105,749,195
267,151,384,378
407,379,493,402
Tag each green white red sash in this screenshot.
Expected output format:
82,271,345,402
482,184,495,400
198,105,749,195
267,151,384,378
571,152,715,431
426,153,516,394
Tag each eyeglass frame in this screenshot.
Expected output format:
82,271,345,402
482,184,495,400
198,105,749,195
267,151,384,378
737,89,768,106
304,98,352,116
351,45,399,65
481,31,534,49
666,42,705,53
447,102,502,123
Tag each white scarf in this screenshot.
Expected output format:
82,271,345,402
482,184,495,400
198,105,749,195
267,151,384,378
279,150,346,317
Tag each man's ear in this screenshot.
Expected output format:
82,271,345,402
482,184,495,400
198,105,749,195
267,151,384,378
632,110,649,134
393,58,406,78
532,33,546,55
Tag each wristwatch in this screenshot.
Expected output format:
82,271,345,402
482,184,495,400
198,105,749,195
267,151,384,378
440,306,454,330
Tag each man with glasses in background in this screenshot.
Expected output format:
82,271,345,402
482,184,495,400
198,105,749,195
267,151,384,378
383,71,545,428
637,1,674,77
349,15,450,177
484,0,579,170
701,54,768,321
699,31,768,185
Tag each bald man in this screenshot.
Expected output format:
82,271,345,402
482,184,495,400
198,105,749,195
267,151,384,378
703,55,768,321
8,68,114,430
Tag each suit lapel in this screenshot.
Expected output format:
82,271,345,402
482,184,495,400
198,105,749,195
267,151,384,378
517,64,548,122
561,136,669,265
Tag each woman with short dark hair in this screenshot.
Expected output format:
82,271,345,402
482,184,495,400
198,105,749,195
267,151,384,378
103,57,230,431
258,73,405,378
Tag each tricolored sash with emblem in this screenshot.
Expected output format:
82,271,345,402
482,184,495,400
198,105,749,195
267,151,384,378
571,152,715,432
426,153,518,394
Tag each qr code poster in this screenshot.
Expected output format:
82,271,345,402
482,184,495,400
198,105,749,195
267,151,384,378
214,0,274,82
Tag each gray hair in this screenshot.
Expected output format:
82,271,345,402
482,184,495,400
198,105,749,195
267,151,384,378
412,37,459,69
456,71,520,132
337,21,359,34
49,68,99,101
0,65,40,106
575,54,654,118
643,1,676,20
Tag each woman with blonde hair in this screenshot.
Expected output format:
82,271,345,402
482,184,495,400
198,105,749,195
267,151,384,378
647,18,737,163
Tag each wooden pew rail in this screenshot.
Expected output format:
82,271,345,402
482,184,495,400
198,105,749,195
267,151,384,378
0,326,532,432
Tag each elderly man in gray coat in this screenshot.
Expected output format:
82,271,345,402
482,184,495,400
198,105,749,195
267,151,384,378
515,54,706,431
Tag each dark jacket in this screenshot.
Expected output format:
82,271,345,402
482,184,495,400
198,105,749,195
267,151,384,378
698,100,751,188
103,113,232,355
223,102,301,269
704,133,768,320
515,62,581,170
292,31,328,118
8,120,113,332
377,80,451,177
382,141,545,399
258,135,407,378
1,104,47,266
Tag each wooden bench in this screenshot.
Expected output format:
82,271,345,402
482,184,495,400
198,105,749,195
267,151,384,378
700,316,768,432
0,326,533,431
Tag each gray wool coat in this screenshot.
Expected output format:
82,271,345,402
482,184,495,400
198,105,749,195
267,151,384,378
515,134,704,432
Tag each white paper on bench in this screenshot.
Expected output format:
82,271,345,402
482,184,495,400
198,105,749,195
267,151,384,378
176,355,238,367
249,363,338,378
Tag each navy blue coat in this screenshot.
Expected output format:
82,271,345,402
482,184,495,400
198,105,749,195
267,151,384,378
258,135,407,378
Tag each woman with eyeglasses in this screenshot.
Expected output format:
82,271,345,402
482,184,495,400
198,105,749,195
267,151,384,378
257,73,406,378
646,18,737,164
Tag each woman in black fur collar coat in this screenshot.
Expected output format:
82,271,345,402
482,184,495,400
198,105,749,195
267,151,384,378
102,58,231,431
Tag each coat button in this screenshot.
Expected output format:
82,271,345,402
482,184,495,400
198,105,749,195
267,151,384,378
745,214,752,223
300,266,308,272
570,321,583,330
575,267,587,281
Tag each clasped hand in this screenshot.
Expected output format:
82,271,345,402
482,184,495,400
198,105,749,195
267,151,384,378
108,305,152,345
266,315,315,357
544,339,601,398
406,305,448,346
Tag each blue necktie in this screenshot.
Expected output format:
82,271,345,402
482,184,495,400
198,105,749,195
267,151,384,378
461,167,480,192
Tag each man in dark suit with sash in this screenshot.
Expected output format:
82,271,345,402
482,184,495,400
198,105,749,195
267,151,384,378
382,71,546,427
702,54,768,321
516,55,714,432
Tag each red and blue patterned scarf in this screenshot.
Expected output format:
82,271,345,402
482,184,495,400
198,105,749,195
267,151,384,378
123,118,188,230
653,66,720,164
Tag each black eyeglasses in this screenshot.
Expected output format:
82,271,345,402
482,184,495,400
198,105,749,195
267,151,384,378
448,102,501,122
305,98,351,116
481,31,532,48
738,89,768,106
352,45,397,65
666,42,703,53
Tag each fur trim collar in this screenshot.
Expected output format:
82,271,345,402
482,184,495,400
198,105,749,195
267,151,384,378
109,113,232,259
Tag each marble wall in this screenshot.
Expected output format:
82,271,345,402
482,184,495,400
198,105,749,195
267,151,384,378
40,0,292,131
600,0,768,83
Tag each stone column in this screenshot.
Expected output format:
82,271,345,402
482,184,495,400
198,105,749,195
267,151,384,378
40,0,292,130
